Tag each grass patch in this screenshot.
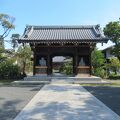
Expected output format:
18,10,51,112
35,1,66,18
110,82,120,86
0,80,15,85
80,83,110,86
80,80,120,87
108,80,120,86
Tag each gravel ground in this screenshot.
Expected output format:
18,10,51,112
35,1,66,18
84,86,120,116
0,85,43,120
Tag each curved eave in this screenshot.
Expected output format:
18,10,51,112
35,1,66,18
18,38,108,44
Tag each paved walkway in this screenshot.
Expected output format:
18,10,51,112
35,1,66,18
14,83,120,120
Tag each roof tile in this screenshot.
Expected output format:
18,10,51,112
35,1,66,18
18,25,108,43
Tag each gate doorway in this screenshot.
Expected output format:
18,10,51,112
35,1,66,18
52,56,73,76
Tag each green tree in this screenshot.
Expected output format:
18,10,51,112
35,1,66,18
0,47,6,63
108,57,120,75
11,34,20,49
0,59,21,80
0,13,15,62
16,44,32,76
60,58,73,75
91,48,105,68
104,21,120,61
0,13,15,39
91,48,106,78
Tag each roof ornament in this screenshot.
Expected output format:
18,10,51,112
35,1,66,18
93,25,101,37
96,24,100,29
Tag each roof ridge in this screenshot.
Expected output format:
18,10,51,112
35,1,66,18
26,25,99,29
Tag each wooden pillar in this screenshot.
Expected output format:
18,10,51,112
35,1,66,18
47,47,51,75
74,47,78,75
47,54,51,75
73,56,75,74
89,46,92,75
33,46,36,75
50,56,52,74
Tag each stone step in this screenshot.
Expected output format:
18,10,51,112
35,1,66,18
52,77,101,81
24,76,101,81
52,80,110,84
24,76,51,81
12,80,50,85
74,80,110,84
75,77,101,81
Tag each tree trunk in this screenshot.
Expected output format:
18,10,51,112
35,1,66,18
22,61,26,75
115,69,117,75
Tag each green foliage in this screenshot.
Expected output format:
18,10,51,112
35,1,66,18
16,44,32,75
0,47,5,62
109,74,120,80
104,21,120,42
93,68,106,78
0,43,32,79
0,42,7,63
104,21,120,61
107,57,120,75
60,61,73,75
0,14,15,29
0,13,15,39
11,34,20,49
91,48,106,78
0,13,15,65
111,44,120,61
0,37,4,49
91,48,105,68
0,59,21,80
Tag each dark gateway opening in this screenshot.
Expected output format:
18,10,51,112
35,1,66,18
52,56,73,76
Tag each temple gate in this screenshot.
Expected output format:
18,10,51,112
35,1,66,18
18,25,108,76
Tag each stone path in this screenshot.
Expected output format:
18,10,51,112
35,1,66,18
14,83,120,120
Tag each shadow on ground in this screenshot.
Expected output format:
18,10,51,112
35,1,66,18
0,100,22,120
14,85,120,120
84,86,120,116
0,86,43,120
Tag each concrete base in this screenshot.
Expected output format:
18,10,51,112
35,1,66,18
12,75,110,85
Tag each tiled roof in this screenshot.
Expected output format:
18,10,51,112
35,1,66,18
18,25,108,43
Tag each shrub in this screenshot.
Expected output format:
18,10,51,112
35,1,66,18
0,59,21,80
93,68,106,78
91,48,106,78
107,57,120,75
109,74,120,80
91,49,105,68
60,61,73,75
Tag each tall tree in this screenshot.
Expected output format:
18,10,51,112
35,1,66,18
91,48,105,69
104,21,120,61
16,44,32,76
0,13,15,62
0,13,15,39
91,48,106,78
108,57,120,75
11,34,20,49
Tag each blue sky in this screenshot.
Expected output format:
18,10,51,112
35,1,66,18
1,0,120,49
